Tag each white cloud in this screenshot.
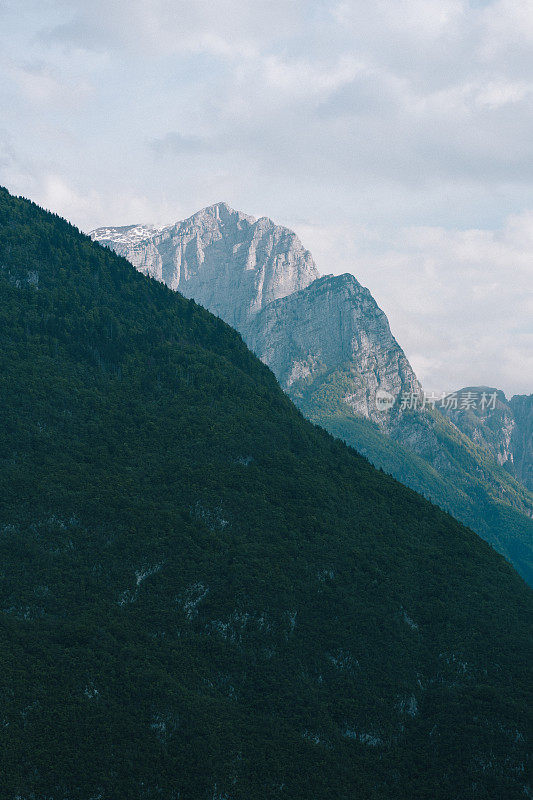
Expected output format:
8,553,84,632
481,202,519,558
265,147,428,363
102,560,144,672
480,0,533,58
475,80,532,109
0,0,532,395
37,174,184,230
333,0,465,42
5,60,94,108
42,0,306,58
262,54,363,100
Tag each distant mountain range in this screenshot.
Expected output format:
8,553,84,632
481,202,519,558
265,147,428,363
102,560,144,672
442,388,532,492
92,203,533,584
2,186,532,799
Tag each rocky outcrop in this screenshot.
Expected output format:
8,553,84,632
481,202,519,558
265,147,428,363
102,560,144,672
442,388,533,491
92,202,319,330
245,273,420,424
92,208,417,426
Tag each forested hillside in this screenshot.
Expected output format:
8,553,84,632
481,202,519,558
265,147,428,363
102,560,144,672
0,187,531,800
296,370,533,585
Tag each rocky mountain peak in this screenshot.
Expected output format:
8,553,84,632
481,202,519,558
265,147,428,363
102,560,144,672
246,271,421,424
90,203,532,581
182,201,255,228
91,207,419,421
91,204,320,329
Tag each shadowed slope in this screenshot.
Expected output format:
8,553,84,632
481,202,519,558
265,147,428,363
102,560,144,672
1,187,532,800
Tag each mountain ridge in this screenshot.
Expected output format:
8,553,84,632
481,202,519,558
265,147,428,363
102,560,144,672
2,185,532,799
91,204,533,585
245,271,421,423
442,386,533,492
92,202,319,330
91,209,418,421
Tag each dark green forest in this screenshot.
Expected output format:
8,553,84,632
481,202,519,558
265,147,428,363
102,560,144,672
0,186,531,799
289,359,533,586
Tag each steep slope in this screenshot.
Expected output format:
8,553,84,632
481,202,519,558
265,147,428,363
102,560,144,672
1,186,532,799
92,202,319,329
441,387,533,492
303,388,533,584
291,364,533,585
92,207,533,585
245,273,421,423
511,394,533,490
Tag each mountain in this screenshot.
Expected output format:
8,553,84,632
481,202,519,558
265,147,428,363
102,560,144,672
441,388,533,492
2,186,532,799
245,272,421,424
92,202,319,330
92,204,415,422
92,205,533,585
310,395,533,584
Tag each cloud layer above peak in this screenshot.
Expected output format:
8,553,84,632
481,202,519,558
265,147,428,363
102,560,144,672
1,0,532,395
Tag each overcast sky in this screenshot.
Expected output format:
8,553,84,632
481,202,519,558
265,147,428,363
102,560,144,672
1,0,532,395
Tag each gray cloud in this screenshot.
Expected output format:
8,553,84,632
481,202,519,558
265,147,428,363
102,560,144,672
150,132,216,155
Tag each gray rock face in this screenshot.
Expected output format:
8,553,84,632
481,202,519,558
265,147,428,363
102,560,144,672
92,202,319,330
92,224,164,279
92,208,529,477
442,388,533,491
92,203,533,582
245,273,420,424
92,206,417,424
